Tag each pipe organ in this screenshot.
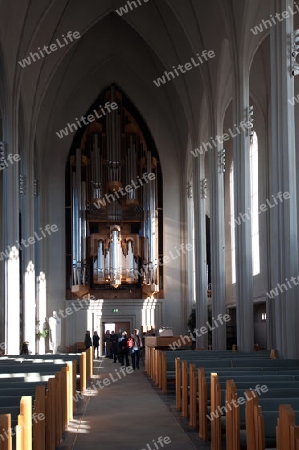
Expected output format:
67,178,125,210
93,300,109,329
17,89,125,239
68,86,160,298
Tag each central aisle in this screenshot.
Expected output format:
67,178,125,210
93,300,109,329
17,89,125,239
64,357,206,450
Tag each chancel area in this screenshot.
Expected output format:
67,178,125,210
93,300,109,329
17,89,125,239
0,0,299,361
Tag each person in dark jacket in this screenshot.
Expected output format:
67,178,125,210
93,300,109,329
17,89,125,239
92,331,100,358
84,331,92,350
104,330,111,358
110,331,118,362
119,331,130,367
21,341,29,355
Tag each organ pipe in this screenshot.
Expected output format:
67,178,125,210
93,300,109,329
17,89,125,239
126,136,137,204
110,226,122,288
127,240,134,283
97,240,104,281
90,133,102,199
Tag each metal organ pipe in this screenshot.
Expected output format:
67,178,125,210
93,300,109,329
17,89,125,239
127,240,134,282
107,86,121,184
97,240,104,281
90,133,102,199
126,136,137,202
104,247,110,280
110,226,121,288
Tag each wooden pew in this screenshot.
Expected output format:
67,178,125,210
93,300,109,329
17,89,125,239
18,396,32,450
189,363,196,428
210,373,221,450
272,405,299,450
0,414,12,450
33,385,45,450
181,360,188,418
0,356,78,450
198,368,208,441
80,352,86,392
175,358,181,410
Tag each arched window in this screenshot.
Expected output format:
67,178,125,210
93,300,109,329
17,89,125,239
230,163,236,284
250,132,260,276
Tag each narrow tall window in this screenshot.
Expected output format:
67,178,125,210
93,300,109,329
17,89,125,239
230,163,236,283
250,132,260,276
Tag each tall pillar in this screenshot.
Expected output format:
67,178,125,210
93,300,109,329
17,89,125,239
194,154,208,349
185,182,195,317
21,143,36,354
36,272,46,354
24,261,36,353
209,125,226,350
4,111,20,354
6,247,20,354
232,70,254,352
269,0,298,358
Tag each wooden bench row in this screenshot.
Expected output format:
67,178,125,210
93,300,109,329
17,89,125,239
178,359,299,449
211,375,299,450
145,347,295,394
146,348,299,449
0,348,93,450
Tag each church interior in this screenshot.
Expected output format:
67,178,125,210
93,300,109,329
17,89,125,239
0,0,299,449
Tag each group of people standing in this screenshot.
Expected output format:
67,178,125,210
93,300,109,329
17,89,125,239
84,328,143,370
106,328,143,370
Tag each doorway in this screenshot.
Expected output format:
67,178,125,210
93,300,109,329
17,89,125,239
102,322,131,355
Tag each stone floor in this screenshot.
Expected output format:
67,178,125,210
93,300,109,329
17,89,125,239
62,356,211,450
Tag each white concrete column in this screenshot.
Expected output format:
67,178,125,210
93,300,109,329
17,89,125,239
24,261,36,353
4,111,20,354
20,141,37,353
193,154,208,349
269,0,299,358
36,272,47,354
232,70,254,352
187,187,195,312
209,126,226,349
6,247,20,354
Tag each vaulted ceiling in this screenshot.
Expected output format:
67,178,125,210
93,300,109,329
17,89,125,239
0,0,271,172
